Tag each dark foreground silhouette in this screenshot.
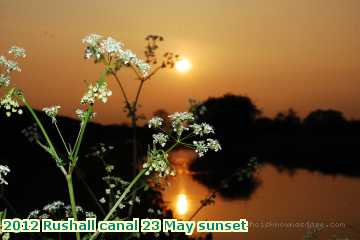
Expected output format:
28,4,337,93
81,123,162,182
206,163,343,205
0,93,359,218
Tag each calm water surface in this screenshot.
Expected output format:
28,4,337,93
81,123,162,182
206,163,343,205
162,150,360,240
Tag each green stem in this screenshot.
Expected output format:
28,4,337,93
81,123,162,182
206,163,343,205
180,132,195,142
54,122,70,154
70,106,93,174
22,98,66,175
133,80,145,108
66,174,81,240
90,169,146,240
188,191,217,221
166,142,180,153
179,142,195,149
111,71,131,110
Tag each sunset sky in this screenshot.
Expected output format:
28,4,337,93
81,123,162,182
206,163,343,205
1,0,360,124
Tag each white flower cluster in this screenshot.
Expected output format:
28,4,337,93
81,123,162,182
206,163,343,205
0,74,10,87
42,105,60,123
143,149,175,177
148,116,163,128
0,164,10,185
145,112,221,176
82,34,152,77
0,90,23,117
28,201,96,219
0,56,21,73
100,37,123,54
169,112,195,136
152,133,168,147
193,139,221,157
99,193,140,209
190,123,214,136
75,108,96,121
0,47,25,88
80,80,112,105
43,201,64,212
9,46,26,58
27,209,40,219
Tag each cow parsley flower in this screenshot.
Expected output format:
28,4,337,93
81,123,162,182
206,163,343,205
148,116,163,128
99,197,106,204
100,37,123,54
9,46,26,58
75,109,96,120
190,123,215,136
82,34,102,47
82,34,103,59
28,209,40,219
0,90,22,117
0,165,10,185
133,59,151,77
120,49,136,64
0,56,21,73
152,133,168,147
169,112,195,136
143,149,174,177
0,74,10,87
193,140,208,157
190,123,202,135
5,59,21,72
43,201,64,212
80,80,112,104
0,55,6,65
207,138,221,152
169,112,195,124
82,34,152,76
42,105,60,123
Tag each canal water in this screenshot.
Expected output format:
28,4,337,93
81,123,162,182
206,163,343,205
162,149,360,239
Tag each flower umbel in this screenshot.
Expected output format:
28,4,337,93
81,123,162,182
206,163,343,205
82,34,102,47
42,105,60,123
148,116,163,128
100,37,123,54
193,140,208,157
75,109,96,121
0,88,23,117
152,133,168,147
207,138,221,152
190,123,214,136
169,112,195,136
80,79,112,105
143,148,174,177
9,46,26,58
82,34,152,77
0,56,21,73
0,74,10,87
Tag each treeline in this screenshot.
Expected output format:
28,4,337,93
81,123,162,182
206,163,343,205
189,94,360,199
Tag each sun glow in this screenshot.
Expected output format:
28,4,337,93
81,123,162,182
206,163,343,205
176,193,189,215
175,59,191,73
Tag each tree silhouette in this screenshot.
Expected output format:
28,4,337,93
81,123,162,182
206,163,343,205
303,109,347,134
194,93,261,144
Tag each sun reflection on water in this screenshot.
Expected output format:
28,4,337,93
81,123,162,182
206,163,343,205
176,193,189,216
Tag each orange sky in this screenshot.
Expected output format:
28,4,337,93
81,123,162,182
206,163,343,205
1,0,360,124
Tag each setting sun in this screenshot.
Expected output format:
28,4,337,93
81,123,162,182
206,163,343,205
176,193,189,215
175,59,191,73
